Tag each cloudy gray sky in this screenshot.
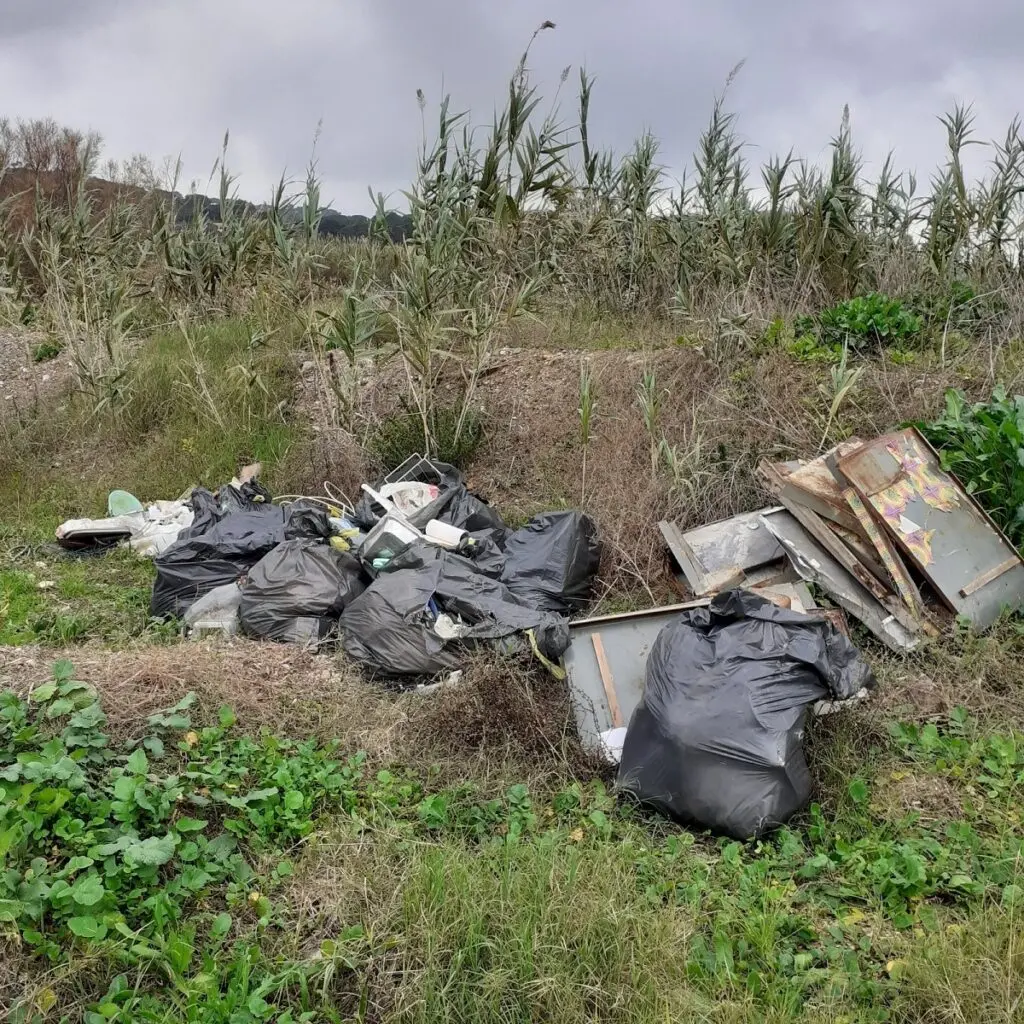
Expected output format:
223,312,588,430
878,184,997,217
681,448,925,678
1,0,1020,212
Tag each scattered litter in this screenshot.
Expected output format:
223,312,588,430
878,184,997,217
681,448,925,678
107,489,144,517
57,495,194,556
618,590,875,839
600,726,627,764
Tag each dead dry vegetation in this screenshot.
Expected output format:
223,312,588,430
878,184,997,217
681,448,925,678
5,35,1024,1023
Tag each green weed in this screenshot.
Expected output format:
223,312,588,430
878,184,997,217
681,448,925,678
796,294,923,353
917,386,1024,547
366,403,484,470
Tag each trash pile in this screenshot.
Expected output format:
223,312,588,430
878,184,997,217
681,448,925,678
565,427,1024,839
57,456,603,678
55,428,1024,842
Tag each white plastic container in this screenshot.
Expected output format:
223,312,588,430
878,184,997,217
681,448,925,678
357,512,421,563
425,519,467,549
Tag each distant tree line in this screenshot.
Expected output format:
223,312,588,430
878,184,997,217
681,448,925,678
173,195,412,242
1,115,411,241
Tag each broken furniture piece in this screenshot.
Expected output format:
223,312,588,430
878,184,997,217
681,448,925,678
754,429,1024,646
659,508,789,595
836,429,1024,629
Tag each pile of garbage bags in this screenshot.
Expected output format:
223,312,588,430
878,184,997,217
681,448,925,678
60,458,601,681
617,590,875,839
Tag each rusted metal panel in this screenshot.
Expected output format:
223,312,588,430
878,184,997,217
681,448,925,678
782,440,869,538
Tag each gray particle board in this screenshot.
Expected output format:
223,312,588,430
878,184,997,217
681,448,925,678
759,509,920,652
563,601,709,752
659,508,784,596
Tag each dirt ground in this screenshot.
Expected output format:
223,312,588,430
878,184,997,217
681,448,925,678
0,640,587,785
0,327,74,415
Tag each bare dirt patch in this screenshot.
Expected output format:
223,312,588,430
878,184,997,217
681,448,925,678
875,771,963,823
0,328,75,421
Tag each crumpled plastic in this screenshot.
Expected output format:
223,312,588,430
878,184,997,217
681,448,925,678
618,590,875,839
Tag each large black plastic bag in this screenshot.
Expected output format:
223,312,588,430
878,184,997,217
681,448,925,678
151,500,333,619
151,507,287,618
618,590,874,840
239,540,366,644
340,548,569,678
501,512,601,613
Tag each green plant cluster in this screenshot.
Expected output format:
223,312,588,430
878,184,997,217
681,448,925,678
3,661,1024,1021
794,293,923,354
917,386,1024,547
1,662,364,1021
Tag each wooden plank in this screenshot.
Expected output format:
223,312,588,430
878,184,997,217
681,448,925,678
843,486,927,618
571,599,710,629
826,521,891,584
782,440,868,538
960,556,1019,597
759,509,920,652
759,459,922,634
658,521,707,594
837,428,1024,628
591,633,623,727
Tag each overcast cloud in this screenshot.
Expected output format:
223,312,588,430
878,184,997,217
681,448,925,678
1,0,1021,212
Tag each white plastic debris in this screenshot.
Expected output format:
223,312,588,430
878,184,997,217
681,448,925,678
600,726,627,764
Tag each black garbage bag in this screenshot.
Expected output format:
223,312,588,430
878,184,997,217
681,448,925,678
431,485,509,538
618,590,875,840
239,540,366,644
151,500,333,619
340,548,569,678
501,511,601,613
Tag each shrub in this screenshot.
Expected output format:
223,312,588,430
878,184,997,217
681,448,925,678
799,293,923,351
367,403,485,470
916,387,1024,547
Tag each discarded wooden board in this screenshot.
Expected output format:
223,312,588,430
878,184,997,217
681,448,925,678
837,429,1024,628
758,459,923,635
659,509,784,597
779,441,868,539
759,509,920,652
563,600,710,751
752,580,817,613
843,486,929,621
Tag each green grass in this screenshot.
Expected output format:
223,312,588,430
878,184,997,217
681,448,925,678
0,549,168,647
0,319,302,541
3,660,1024,1022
